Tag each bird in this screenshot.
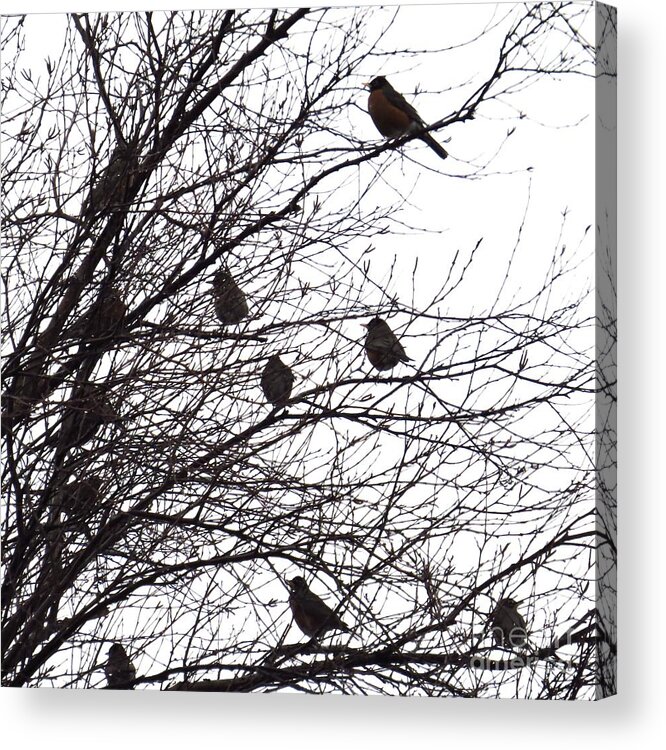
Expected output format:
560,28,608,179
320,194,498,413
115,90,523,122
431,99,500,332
364,317,411,371
490,598,528,649
54,475,103,518
55,383,120,455
287,576,349,638
367,76,448,160
65,287,126,341
212,268,249,324
104,643,136,689
87,288,126,338
89,145,134,213
1,352,51,427
261,355,294,406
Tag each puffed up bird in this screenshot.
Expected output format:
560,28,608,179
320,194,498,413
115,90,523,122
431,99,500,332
287,576,350,638
104,643,136,689
66,288,126,341
364,317,411,371
490,598,528,649
54,475,103,518
261,355,294,406
1,351,51,427
212,268,249,324
56,383,121,455
367,76,448,160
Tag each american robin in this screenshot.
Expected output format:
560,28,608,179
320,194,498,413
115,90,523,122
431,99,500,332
287,576,349,638
54,475,103,517
66,288,126,341
212,268,249,324
1,352,51,426
367,76,448,160
57,383,120,451
364,317,411,371
89,145,134,213
490,598,528,649
261,355,294,406
104,643,136,689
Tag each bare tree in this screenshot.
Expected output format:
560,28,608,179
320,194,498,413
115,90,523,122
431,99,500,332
1,3,612,698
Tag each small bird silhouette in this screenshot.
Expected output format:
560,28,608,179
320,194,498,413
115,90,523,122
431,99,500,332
212,269,249,324
54,475,103,517
1,352,51,427
367,76,448,160
65,288,126,341
54,383,121,457
287,576,349,638
261,355,294,406
490,598,528,649
104,644,136,689
89,145,134,213
364,317,411,371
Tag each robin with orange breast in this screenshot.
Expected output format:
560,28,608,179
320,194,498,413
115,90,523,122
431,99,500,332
367,76,448,160
287,576,350,638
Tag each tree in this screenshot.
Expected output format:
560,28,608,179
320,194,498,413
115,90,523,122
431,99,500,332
1,2,612,697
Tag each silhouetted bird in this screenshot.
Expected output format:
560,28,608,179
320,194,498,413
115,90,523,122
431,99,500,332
1,352,51,427
364,317,411,371
105,644,136,689
89,145,134,213
56,383,120,454
490,598,528,649
54,475,103,518
66,288,126,341
288,576,349,638
367,76,448,160
261,355,294,406
212,269,249,324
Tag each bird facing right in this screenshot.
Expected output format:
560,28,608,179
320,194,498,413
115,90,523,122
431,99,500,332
287,576,349,638
364,317,411,371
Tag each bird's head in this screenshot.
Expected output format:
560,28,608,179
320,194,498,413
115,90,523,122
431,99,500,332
365,316,385,330
366,76,389,92
287,576,308,593
108,643,127,659
498,598,521,609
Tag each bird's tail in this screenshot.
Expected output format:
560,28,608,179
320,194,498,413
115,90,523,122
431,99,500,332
420,132,448,160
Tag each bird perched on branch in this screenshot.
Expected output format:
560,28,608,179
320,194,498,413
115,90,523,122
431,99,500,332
54,475,103,518
105,644,136,689
88,145,135,213
212,268,249,324
287,576,349,638
490,598,528,649
1,351,51,428
55,383,121,456
364,317,411,371
367,76,448,160
261,355,294,406
65,287,126,342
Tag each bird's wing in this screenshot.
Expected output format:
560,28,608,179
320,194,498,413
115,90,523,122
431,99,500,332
303,593,345,627
383,86,424,125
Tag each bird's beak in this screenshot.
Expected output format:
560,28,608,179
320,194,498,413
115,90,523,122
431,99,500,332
364,80,371,89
